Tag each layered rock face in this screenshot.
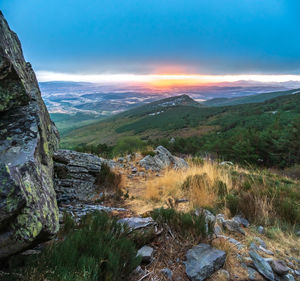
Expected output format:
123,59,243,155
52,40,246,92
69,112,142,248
53,149,103,203
0,12,59,258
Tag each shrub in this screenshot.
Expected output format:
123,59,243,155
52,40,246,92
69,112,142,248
112,136,146,156
17,212,141,281
151,208,208,239
181,174,208,191
226,193,239,216
95,163,123,198
141,150,155,157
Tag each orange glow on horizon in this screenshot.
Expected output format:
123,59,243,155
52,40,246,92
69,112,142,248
36,71,300,86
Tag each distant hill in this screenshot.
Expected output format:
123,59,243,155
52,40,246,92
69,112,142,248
61,92,300,154
202,88,300,107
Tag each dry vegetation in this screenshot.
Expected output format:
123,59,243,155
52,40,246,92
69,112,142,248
135,159,300,228
145,159,233,210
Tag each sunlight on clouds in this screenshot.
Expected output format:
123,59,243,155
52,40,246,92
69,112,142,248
37,71,300,86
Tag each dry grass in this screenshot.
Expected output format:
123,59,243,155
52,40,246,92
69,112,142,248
144,160,234,210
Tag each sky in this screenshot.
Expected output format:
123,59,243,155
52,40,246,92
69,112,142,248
2,0,300,83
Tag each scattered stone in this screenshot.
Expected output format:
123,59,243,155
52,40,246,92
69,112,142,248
232,215,250,228
161,268,173,280
282,274,295,281
220,161,234,166
270,260,289,276
118,217,156,231
247,267,264,281
139,146,188,171
217,235,245,250
254,237,267,249
214,224,223,236
195,208,215,234
117,157,124,163
137,246,153,263
185,243,226,281
216,269,230,280
259,246,274,256
131,167,137,174
249,250,274,281
257,226,264,234
216,214,226,225
223,219,245,235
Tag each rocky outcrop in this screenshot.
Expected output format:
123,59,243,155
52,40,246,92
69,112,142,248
139,146,188,171
0,12,59,258
53,149,104,203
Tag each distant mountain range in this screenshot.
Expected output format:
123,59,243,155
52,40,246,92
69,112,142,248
40,81,300,135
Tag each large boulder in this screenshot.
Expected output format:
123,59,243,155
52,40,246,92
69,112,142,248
185,243,226,281
139,146,188,171
53,149,104,202
0,12,59,258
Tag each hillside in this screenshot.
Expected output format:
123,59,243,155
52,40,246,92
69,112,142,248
202,88,300,107
61,92,300,167
61,94,205,146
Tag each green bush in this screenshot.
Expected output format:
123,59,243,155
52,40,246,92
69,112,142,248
226,193,240,216
151,208,208,238
141,150,155,157
95,163,123,198
19,212,141,281
112,136,146,156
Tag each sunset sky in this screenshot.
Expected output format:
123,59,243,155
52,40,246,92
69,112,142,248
2,0,300,84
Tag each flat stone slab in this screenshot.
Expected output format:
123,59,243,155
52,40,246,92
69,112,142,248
185,243,226,281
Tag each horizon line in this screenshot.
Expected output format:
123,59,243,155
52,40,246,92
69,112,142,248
36,71,300,85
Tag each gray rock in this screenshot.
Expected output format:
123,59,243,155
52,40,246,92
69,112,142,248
254,237,267,249
217,235,245,250
248,267,262,281
295,231,300,237
118,217,156,231
220,161,234,166
139,146,188,171
195,208,215,234
233,215,250,227
53,150,106,202
257,226,264,234
214,224,223,236
223,219,245,235
217,269,230,280
0,12,59,258
249,250,274,281
185,243,226,281
137,246,153,263
259,246,274,256
161,268,173,280
282,274,295,281
216,214,225,225
270,260,289,276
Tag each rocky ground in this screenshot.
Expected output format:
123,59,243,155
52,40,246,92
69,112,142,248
51,146,300,281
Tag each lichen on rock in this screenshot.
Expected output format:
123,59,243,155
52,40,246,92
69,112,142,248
0,11,59,259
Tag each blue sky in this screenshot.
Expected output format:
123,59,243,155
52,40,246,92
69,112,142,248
2,0,300,76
